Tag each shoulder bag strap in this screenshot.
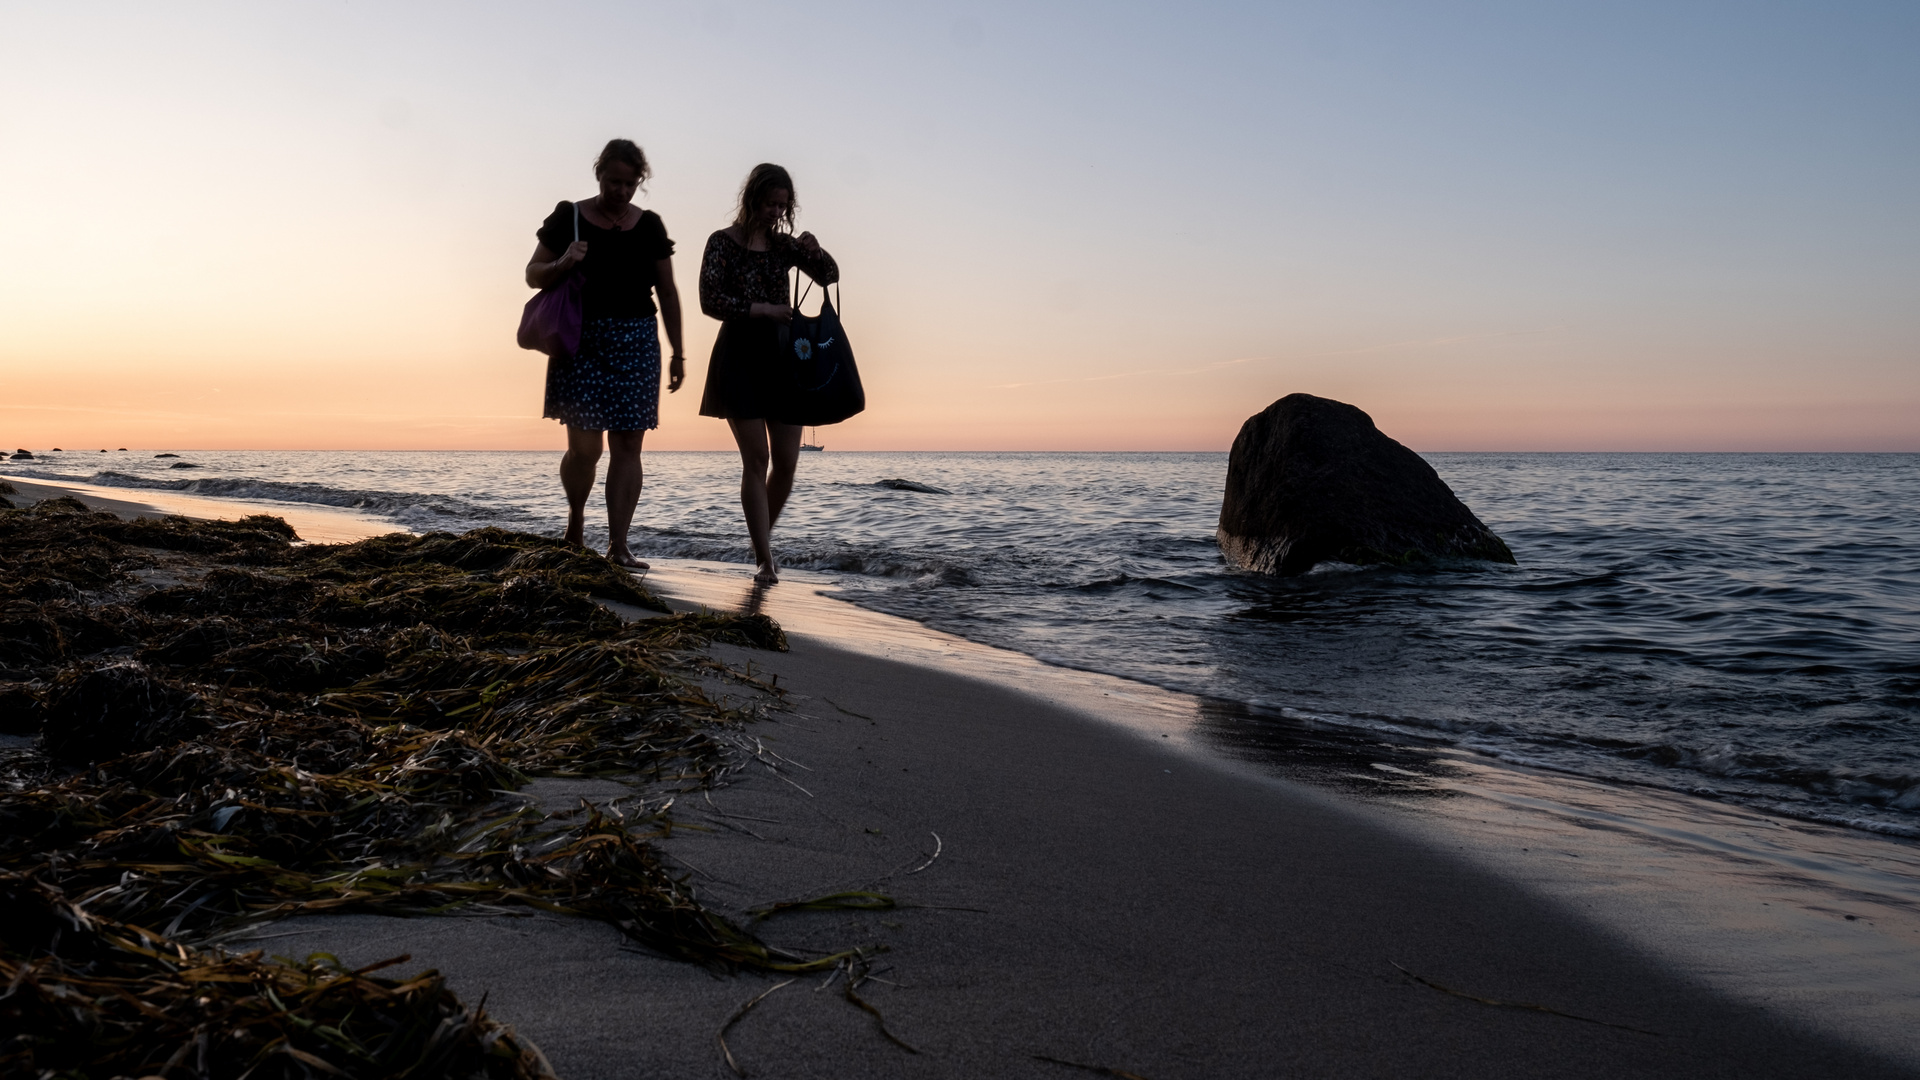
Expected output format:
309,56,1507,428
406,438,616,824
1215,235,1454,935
572,202,580,244
793,265,814,313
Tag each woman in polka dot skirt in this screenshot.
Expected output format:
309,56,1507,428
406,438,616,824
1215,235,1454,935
525,138,684,568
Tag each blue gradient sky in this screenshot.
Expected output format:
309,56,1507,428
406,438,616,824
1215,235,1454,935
1,1,1915,449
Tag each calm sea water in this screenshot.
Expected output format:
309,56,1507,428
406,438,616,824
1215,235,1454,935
12,449,1919,834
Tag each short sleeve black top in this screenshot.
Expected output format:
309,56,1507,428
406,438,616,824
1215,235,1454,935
536,201,675,319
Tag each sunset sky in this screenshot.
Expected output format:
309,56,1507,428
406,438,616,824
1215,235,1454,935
2,1,1915,452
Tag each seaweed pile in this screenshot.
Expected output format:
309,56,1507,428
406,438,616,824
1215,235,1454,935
0,497,821,1077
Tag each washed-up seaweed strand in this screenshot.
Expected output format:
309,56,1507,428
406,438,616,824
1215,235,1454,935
839,954,919,1055
718,977,797,1078
1032,1055,1154,1080
1389,962,1662,1036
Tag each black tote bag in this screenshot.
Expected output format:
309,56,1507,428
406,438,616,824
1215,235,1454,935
780,276,865,426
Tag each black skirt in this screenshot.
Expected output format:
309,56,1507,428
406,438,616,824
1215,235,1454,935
699,318,799,423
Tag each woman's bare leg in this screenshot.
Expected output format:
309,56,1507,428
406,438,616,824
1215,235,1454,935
560,425,604,548
728,418,779,583
604,429,647,569
764,422,804,529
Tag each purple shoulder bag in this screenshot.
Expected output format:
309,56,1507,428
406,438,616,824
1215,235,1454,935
517,203,584,359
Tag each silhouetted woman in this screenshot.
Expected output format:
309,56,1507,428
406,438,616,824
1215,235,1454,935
698,163,838,584
525,138,684,568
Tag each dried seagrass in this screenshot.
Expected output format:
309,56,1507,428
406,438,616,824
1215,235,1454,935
0,498,835,1078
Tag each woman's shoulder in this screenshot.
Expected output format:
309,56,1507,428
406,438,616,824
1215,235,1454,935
536,200,577,244
706,227,754,253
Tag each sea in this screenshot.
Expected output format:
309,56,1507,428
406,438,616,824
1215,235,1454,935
9,449,1919,838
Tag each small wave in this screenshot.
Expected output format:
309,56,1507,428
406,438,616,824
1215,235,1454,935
1070,573,1207,594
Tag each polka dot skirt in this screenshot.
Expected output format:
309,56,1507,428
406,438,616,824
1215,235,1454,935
543,316,661,432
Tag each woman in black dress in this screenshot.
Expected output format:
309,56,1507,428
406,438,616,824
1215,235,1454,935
698,163,839,584
525,138,684,568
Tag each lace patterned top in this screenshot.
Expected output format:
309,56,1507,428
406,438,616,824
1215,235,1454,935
698,230,839,321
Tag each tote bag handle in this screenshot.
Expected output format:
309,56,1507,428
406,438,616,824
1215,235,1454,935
791,267,839,315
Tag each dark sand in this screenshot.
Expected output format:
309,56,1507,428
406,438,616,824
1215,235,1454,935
241,629,1910,1079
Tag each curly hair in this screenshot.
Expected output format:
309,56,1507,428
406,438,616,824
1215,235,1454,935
594,139,651,183
731,163,796,232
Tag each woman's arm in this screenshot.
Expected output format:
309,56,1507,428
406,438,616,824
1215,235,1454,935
526,240,587,289
787,231,839,286
655,257,686,392
697,235,755,320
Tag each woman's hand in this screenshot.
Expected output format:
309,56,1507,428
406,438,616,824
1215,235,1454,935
668,355,686,392
750,302,793,321
796,231,821,255
526,240,588,288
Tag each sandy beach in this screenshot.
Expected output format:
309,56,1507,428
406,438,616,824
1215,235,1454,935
8,482,1918,1077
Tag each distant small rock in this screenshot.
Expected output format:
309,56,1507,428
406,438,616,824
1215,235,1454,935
874,478,951,494
168,462,201,470
118,448,128,451
154,453,179,458
1218,394,1515,575
10,450,33,460
50,448,62,452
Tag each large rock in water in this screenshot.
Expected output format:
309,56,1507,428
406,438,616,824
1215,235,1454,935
1217,394,1515,575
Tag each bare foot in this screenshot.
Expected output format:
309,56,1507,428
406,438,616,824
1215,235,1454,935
753,562,779,585
607,549,650,570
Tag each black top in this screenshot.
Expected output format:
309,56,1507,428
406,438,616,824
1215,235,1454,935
536,201,674,319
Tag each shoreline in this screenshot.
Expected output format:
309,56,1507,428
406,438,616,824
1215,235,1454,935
0,474,394,545
12,478,1920,1069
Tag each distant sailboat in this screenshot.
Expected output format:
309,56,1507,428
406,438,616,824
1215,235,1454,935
799,426,825,452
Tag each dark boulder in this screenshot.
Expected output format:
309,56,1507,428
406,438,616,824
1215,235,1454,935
42,660,204,763
1217,394,1515,575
